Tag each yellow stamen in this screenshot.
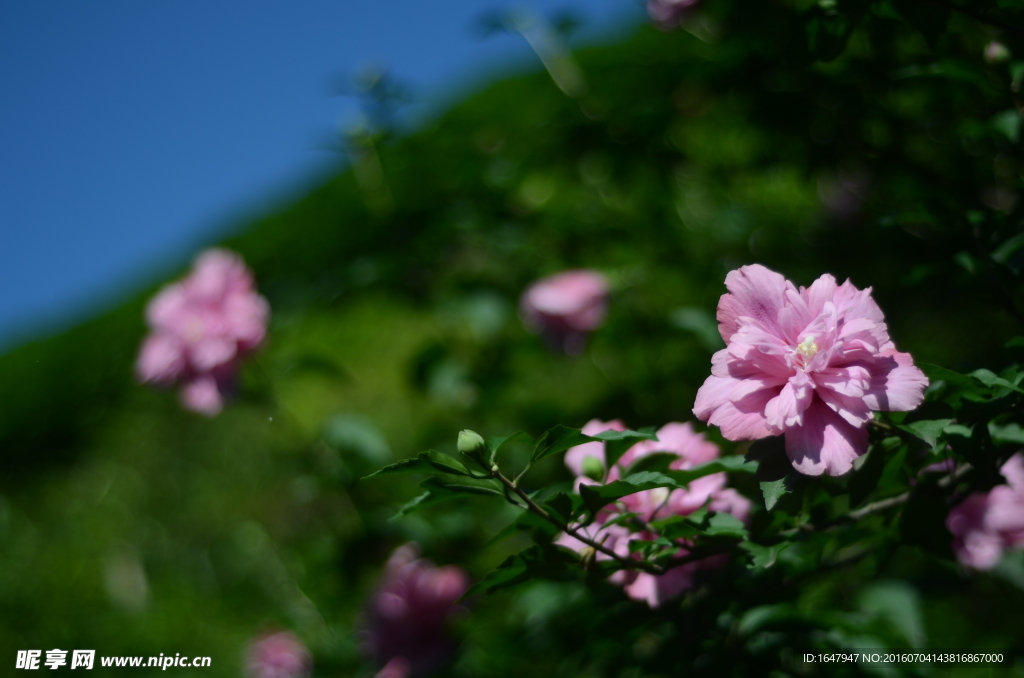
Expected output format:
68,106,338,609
796,335,819,360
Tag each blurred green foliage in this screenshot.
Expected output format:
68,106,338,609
3,0,1024,675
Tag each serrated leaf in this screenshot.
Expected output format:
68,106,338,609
760,473,800,511
704,512,748,538
739,541,789,569
896,419,952,450
363,449,473,479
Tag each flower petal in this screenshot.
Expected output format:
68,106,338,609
717,264,796,341
784,398,868,476
860,349,928,412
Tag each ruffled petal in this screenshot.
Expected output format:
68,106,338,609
717,264,795,341
784,398,868,476
860,349,928,412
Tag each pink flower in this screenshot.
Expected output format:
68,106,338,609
135,248,269,416
361,544,469,677
520,269,609,355
647,0,701,30
693,264,927,476
558,420,751,608
244,632,312,678
947,454,1024,570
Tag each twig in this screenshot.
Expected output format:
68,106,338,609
490,468,666,575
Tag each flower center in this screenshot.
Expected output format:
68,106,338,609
795,335,819,361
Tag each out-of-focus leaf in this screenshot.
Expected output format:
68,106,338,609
896,419,951,450
971,368,1024,393
859,580,926,648
989,422,1024,444
465,543,579,596
322,413,391,465
704,512,748,539
363,449,473,479
669,306,724,352
739,541,789,569
391,474,504,520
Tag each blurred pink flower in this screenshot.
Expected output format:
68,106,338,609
647,0,701,30
361,544,469,677
693,264,927,476
520,269,609,355
947,454,1024,570
244,632,312,678
558,419,751,608
135,248,269,416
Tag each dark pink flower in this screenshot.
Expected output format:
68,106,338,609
558,420,751,608
693,264,927,476
647,0,701,30
520,269,609,355
947,454,1024,570
244,632,312,678
135,248,269,416
361,544,469,677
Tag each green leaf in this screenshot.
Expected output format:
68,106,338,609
1006,337,1024,350
578,471,680,516
895,419,952,450
859,580,926,648
530,425,592,463
363,449,473,479
989,422,1024,444
390,474,504,520
760,473,800,511
664,455,759,486
669,306,724,352
598,427,659,468
622,452,679,476
739,541,789,569
971,368,1024,393
465,543,579,596
488,431,531,458
704,512,748,539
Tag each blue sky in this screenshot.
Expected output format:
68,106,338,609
0,1,641,349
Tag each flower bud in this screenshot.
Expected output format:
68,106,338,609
581,455,605,482
985,41,1010,65
457,430,487,457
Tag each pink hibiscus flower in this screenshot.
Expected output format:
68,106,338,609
947,454,1024,570
360,544,469,677
693,264,927,476
558,419,751,608
136,248,269,416
244,632,312,678
520,269,609,355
